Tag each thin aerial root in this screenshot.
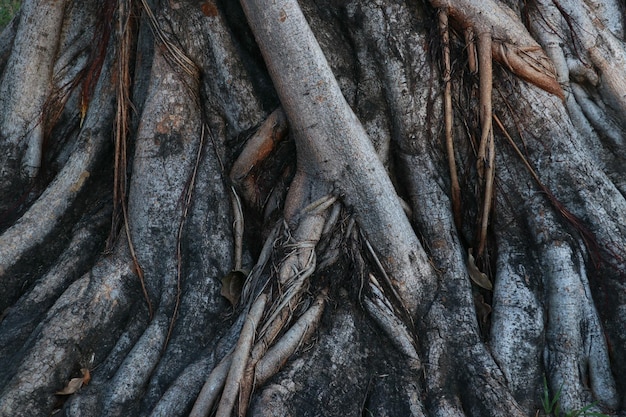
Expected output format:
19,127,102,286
239,222,282,306
493,114,604,265
236,190,331,414
439,9,462,230
477,130,495,257
476,32,495,257
215,293,268,417
254,305,292,358
237,307,291,417
189,354,233,417
321,201,342,236
465,27,477,74
476,32,493,175
122,206,153,318
301,194,337,216
114,0,153,319
230,186,245,271
262,248,316,336
430,0,563,98
255,290,327,385
138,0,197,75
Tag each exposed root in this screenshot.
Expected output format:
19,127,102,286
0,57,114,308
240,0,437,318
114,0,153,320
464,27,477,74
430,0,563,98
363,274,420,370
193,181,334,416
0,255,136,415
493,113,606,268
254,290,326,385
189,354,233,417
476,32,495,258
215,293,268,417
438,10,462,231
542,241,619,411
0,0,66,179
167,124,207,346
230,107,289,211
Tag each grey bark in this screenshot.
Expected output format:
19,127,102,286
0,0,625,416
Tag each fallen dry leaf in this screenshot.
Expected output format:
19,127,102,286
221,270,246,306
468,249,493,290
55,368,90,396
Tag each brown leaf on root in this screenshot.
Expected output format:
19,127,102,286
55,368,90,396
468,248,492,290
221,270,246,306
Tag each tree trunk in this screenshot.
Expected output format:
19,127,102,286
0,0,625,416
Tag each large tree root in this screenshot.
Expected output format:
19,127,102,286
0,0,66,180
1,0,626,416
0,53,115,312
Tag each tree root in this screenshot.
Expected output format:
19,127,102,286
230,107,289,211
240,0,437,318
0,202,111,368
0,55,115,311
216,293,267,417
0,255,136,415
430,0,563,99
475,32,495,258
2,1,626,416
438,10,462,230
492,87,624,412
191,184,333,416
0,0,67,179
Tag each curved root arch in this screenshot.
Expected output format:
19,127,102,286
0,0,625,416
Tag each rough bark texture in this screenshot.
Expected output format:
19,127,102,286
0,0,625,416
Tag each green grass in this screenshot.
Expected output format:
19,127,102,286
0,0,20,30
540,376,610,417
